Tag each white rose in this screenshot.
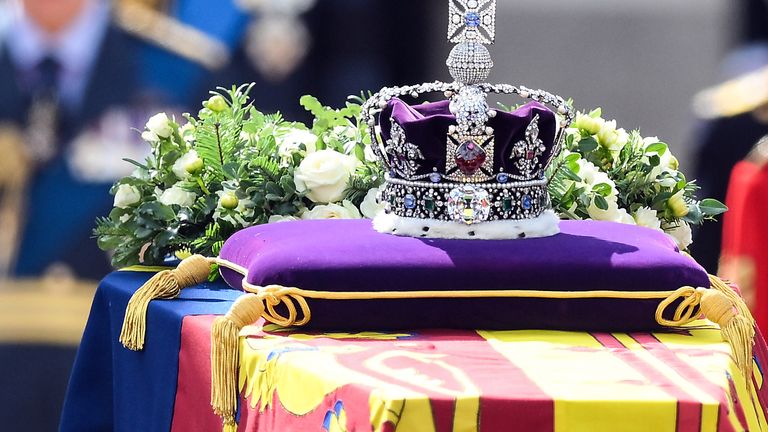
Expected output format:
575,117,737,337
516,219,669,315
618,208,635,225
587,195,623,222
575,158,599,182
644,138,679,180
294,149,359,203
572,114,604,135
172,150,201,179
141,131,159,142
278,129,317,157
268,215,300,223
657,173,678,189
159,185,196,207
179,123,195,143
596,120,628,154
576,159,618,198
114,184,141,209
146,113,173,139
633,207,662,231
360,188,385,219
301,200,362,220
667,189,690,218
665,221,693,250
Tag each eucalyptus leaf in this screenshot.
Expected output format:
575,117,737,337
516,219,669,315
594,195,609,211
645,142,667,155
699,198,728,216
592,183,613,197
683,204,703,225
579,137,599,153
647,154,660,167
265,182,282,196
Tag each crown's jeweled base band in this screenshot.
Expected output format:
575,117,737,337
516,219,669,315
380,175,551,223
373,209,560,240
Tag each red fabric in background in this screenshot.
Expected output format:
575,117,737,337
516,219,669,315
721,161,768,333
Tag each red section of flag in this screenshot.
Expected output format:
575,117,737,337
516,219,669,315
592,333,705,432
171,315,224,432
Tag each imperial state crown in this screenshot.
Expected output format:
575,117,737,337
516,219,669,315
362,0,575,239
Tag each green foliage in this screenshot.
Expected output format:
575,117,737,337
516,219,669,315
549,109,726,249
94,85,383,269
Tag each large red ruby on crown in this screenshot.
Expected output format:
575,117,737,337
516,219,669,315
455,141,487,176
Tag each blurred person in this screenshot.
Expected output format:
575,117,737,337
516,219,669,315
720,137,768,333
206,0,440,122
690,0,768,274
0,0,161,280
0,0,251,281
0,0,249,430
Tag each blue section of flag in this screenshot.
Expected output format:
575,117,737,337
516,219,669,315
60,271,241,432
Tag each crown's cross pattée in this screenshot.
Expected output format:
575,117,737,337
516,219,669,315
447,0,497,45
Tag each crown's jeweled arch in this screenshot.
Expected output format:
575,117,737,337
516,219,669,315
361,0,575,237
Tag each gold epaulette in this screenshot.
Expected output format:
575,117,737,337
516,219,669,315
114,1,231,71
693,65,768,119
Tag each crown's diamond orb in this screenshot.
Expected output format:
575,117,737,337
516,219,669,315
455,140,487,176
447,185,491,225
429,172,442,183
446,41,493,85
404,194,417,209
497,172,509,183
465,12,481,27
467,0,478,7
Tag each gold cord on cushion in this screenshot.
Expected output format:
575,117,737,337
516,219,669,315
119,254,212,350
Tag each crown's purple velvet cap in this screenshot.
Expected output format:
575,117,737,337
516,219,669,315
219,219,710,332
379,98,557,178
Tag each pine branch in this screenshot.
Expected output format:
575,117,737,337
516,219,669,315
214,122,225,167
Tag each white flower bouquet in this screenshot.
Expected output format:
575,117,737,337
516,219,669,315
95,85,383,267
96,88,724,268
548,108,726,250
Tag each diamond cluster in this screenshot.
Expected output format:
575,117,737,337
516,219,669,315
385,122,425,179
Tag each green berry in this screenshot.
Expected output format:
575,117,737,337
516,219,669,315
186,158,204,174
206,95,227,112
221,193,239,210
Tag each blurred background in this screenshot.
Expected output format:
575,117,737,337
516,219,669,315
0,0,765,430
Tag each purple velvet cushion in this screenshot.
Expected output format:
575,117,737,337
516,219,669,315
219,219,710,331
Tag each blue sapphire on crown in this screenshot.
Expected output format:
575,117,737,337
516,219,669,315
465,12,481,27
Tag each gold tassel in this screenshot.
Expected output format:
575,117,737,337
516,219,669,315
700,275,756,389
211,294,265,430
120,254,212,350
